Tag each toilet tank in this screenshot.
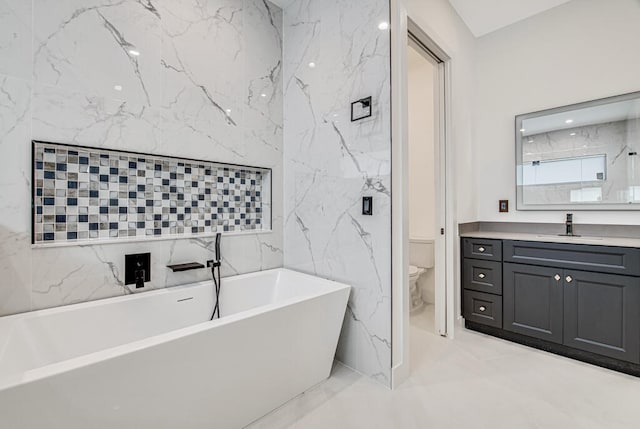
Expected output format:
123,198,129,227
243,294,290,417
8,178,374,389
409,238,435,269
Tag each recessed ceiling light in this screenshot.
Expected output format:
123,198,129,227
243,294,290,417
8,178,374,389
520,128,526,133
528,138,534,143
570,132,576,136
226,109,232,114
128,49,140,56
260,93,267,98
565,119,573,124
308,62,316,68
378,22,389,31
114,85,123,91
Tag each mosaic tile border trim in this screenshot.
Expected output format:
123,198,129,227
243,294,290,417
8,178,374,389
32,141,271,245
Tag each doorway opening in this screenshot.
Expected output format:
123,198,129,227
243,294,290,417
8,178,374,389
407,36,441,336
404,19,452,342
406,19,451,373
390,9,453,386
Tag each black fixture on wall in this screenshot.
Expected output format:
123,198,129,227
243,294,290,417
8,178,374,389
208,232,222,320
125,253,151,289
362,197,373,216
351,96,372,122
167,262,205,272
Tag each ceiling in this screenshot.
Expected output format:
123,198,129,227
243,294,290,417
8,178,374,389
269,0,574,38
448,0,573,37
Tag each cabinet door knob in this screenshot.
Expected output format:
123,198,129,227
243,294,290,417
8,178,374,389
478,246,486,253
554,274,561,281
479,306,486,312
478,273,486,279
565,275,573,283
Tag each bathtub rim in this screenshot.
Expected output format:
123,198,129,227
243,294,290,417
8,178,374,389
0,268,350,392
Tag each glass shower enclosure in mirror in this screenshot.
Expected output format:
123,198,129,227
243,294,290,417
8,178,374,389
516,91,640,210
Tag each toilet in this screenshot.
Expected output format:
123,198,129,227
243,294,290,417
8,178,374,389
409,265,426,312
409,238,435,312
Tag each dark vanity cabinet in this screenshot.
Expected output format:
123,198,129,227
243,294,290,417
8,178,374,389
462,238,640,375
503,263,564,344
563,270,640,362
462,238,503,328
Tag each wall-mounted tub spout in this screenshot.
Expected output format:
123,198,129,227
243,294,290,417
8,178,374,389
166,262,205,272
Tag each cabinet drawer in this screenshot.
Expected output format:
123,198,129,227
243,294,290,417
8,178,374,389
463,259,502,295
463,290,502,329
503,240,640,276
463,238,502,261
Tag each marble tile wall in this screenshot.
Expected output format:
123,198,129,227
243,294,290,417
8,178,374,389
0,0,284,315
283,0,392,385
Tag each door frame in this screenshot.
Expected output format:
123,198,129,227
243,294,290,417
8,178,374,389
391,0,455,388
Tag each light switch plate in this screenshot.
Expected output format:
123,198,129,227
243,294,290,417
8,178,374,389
362,196,373,215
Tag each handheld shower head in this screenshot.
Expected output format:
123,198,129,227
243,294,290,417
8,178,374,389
210,232,223,320
215,232,221,263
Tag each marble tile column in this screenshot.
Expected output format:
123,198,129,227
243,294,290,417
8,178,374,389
283,0,392,385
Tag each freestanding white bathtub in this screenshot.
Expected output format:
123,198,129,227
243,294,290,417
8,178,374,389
0,268,350,429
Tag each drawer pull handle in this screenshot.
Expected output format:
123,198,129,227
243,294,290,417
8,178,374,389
554,274,561,281
565,276,573,283
479,306,486,312
478,273,486,279
478,247,486,253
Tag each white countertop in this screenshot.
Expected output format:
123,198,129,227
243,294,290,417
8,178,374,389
460,231,640,248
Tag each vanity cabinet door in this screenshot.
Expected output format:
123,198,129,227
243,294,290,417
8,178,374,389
563,271,640,364
503,263,563,343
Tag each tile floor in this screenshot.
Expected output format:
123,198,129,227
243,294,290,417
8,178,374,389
249,305,640,428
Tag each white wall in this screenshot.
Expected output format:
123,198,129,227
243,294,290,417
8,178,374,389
404,0,477,225
0,0,284,316
390,0,476,380
474,0,640,224
408,46,436,240
404,0,477,323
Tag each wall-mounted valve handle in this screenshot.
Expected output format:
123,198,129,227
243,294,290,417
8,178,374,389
135,269,145,289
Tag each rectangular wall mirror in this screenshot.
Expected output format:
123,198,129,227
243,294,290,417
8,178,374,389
516,91,640,210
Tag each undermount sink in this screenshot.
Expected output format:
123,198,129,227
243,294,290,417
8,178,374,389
537,234,604,241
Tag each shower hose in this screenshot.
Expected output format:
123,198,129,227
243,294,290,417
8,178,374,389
210,262,221,320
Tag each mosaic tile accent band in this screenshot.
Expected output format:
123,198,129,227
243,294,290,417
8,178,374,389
32,141,270,244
